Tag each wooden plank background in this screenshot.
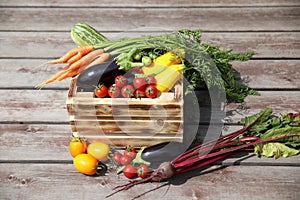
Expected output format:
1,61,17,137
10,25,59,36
0,1,299,199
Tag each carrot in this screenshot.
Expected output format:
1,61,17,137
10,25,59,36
46,46,94,64
77,53,110,74
66,49,105,72
67,52,82,64
62,64,71,70
35,69,68,88
36,48,106,87
57,52,110,81
56,69,79,81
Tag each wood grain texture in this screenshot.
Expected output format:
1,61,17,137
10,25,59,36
0,89,299,124
1,7,299,31
0,1,299,199
0,124,190,161
0,124,71,161
1,32,299,59
0,90,69,122
0,164,299,200
1,124,299,165
1,59,299,89
232,60,300,89
1,0,300,7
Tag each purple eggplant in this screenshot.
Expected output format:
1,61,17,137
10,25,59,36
76,59,124,92
133,142,189,168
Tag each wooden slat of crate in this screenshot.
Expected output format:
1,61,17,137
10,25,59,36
69,117,183,134
67,92,183,119
67,79,184,147
72,132,183,147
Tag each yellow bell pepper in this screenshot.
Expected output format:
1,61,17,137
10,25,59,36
142,50,184,76
155,64,184,92
153,50,183,66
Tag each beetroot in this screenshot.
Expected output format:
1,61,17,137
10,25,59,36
106,108,300,198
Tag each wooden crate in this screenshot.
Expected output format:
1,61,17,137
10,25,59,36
66,77,184,148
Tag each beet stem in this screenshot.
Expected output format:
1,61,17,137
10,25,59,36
172,134,299,171
174,151,234,174
172,109,270,164
172,126,249,164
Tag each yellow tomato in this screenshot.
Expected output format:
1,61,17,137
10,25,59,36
69,137,87,157
73,154,97,175
87,142,110,161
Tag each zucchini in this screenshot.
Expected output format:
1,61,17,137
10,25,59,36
71,22,109,46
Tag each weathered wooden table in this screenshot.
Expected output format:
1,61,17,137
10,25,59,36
1,1,299,199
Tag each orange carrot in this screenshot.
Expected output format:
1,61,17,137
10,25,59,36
36,49,106,87
66,49,105,72
46,46,94,64
56,69,79,81
62,64,71,70
56,53,110,81
78,53,110,74
35,69,68,88
67,52,82,64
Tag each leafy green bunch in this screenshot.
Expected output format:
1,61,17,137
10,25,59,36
241,108,300,158
94,29,259,102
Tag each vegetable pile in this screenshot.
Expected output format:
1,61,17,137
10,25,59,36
36,22,299,197
92,50,183,99
36,22,258,102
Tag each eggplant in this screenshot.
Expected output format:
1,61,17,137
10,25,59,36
135,141,189,168
76,59,124,92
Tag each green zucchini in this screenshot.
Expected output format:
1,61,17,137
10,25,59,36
71,22,109,46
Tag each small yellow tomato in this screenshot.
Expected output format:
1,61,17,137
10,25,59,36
69,137,87,157
87,142,110,161
73,154,97,175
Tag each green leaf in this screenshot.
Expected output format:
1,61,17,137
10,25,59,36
254,142,299,159
260,126,300,143
240,108,273,128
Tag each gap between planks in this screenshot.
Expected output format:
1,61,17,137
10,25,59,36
1,0,300,7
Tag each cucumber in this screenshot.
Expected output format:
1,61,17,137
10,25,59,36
71,22,109,46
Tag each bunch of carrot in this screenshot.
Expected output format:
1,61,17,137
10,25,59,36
35,46,110,88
